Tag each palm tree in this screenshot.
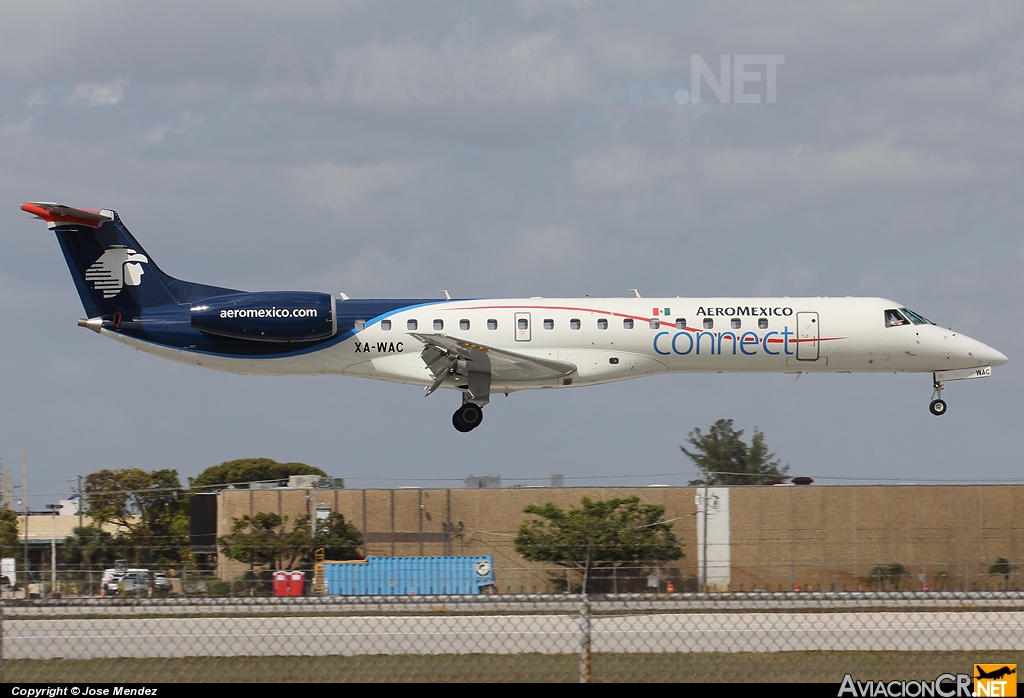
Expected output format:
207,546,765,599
988,558,1016,590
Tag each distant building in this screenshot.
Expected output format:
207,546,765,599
551,474,565,487
465,474,501,489
58,498,79,517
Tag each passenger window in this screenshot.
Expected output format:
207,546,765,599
487,319,497,330
703,318,714,329
731,318,741,330
460,319,470,331
885,309,909,328
675,318,686,329
758,318,768,330
543,319,554,330
355,320,366,330
433,319,444,330
518,318,528,330
623,318,634,330
407,319,418,330
597,318,608,330
570,318,581,330
649,319,660,329
381,320,392,331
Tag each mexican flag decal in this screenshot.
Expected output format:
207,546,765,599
652,307,671,317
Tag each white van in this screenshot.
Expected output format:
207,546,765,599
1,558,16,591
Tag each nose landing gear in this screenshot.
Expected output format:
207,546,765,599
453,402,484,432
929,377,946,416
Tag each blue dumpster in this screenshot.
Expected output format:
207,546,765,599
323,556,495,595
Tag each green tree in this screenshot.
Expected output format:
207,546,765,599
62,526,121,569
0,508,19,558
988,557,1017,589
219,512,309,570
886,563,910,591
868,563,910,591
189,458,326,491
83,468,188,565
681,419,789,486
311,512,363,562
514,496,683,593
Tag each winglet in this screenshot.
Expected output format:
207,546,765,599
21,202,113,228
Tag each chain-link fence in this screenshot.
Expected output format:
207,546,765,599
2,592,1022,682
13,560,1020,600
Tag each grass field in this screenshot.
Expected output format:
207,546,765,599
6,651,1022,683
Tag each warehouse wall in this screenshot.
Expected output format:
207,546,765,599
215,485,1024,592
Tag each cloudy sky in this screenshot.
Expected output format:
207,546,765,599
2,2,1023,506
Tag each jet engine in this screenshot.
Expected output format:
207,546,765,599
190,291,335,342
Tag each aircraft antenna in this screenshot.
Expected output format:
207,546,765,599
629,289,641,298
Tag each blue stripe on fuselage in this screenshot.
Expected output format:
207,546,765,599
113,299,455,359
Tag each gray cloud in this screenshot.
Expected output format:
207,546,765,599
2,2,1023,506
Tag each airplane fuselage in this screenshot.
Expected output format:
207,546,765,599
105,296,1004,392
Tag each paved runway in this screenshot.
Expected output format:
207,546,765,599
6,611,1023,659
5,592,1023,617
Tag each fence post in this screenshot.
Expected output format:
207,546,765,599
578,594,591,683
0,598,4,684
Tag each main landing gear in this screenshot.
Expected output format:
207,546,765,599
929,377,946,416
453,402,484,432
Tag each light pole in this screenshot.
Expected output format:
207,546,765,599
45,503,60,597
702,466,709,592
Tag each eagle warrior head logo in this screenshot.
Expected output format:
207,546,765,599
84,246,149,299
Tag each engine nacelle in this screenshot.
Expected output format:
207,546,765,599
190,291,335,342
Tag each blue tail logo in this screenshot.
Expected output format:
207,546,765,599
85,246,150,298
22,201,239,319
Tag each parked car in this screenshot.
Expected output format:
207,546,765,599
105,569,152,596
153,573,172,593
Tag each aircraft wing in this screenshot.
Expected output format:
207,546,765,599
409,332,577,385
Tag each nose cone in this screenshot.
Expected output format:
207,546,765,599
986,346,1009,366
967,338,1008,367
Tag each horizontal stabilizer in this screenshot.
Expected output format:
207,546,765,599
21,202,113,228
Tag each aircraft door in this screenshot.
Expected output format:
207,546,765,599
796,312,819,360
514,312,531,342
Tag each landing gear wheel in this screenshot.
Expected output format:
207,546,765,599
929,399,947,416
452,403,484,432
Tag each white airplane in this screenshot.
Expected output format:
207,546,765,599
24,202,1008,432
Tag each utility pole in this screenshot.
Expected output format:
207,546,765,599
77,475,83,531
22,449,28,570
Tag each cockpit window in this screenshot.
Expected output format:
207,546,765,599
885,309,910,327
900,308,933,325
